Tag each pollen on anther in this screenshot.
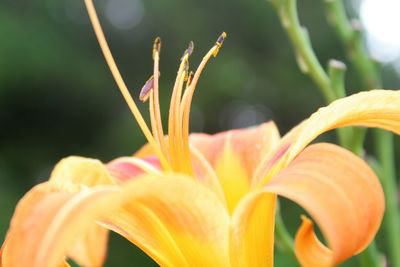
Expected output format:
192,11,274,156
213,32,227,57
216,32,227,47
186,71,194,85
181,41,194,61
152,37,161,59
139,76,154,102
187,41,194,56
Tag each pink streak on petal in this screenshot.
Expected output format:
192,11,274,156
268,143,291,167
107,156,161,182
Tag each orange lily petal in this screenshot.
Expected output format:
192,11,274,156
1,182,120,267
264,143,385,266
49,155,162,265
230,191,276,267
107,156,161,182
102,174,231,267
134,137,226,203
66,225,108,267
190,145,227,204
190,121,280,212
254,90,400,185
47,157,229,266
50,156,115,186
49,156,117,266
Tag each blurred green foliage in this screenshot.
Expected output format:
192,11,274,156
1,0,399,266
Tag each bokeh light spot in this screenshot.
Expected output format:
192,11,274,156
105,0,144,30
360,0,400,62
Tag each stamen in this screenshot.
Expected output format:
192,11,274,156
84,0,170,171
153,37,161,59
168,42,193,173
139,76,154,102
149,93,161,150
150,37,168,157
214,32,227,56
186,41,195,57
180,71,194,112
180,32,227,168
139,76,165,155
186,71,194,86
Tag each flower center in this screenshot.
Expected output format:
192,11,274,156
84,0,226,175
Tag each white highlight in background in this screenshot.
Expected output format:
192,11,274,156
360,0,400,62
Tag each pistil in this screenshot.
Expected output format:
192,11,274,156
84,0,171,171
85,0,227,175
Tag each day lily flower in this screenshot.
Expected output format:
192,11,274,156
2,1,400,267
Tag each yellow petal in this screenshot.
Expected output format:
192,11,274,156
66,225,108,267
190,121,280,212
264,143,385,266
230,191,276,267
50,156,114,187
190,145,227,204
3,161,229,267
134,136,170,158
50,156,116,266
103,174,230,267
50,155,161,265
134,137,226,204
2,182,120,267
255,90,400,185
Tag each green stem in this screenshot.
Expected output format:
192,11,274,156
357,241,383,267
269,1,391,266
270,0,335,102
348,127,366,157
327,59,353,150
324,2,400,267
374,130,400,267
324,0,381,89
275,202,295,256
327,59,346,98
270,0,367,154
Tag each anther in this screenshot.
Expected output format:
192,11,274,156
216,32,227,47
181,41,194,61
186,71,194,86
183,63,190,82
139,76,154,102
152,37,161,59
213,32,227,57
187,41,194,57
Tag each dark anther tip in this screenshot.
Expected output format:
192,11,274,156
154,37,161,52
139,76,154,102
187,41,194,56
216,32,227,46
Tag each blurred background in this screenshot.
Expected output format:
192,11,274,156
1,0,399,266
